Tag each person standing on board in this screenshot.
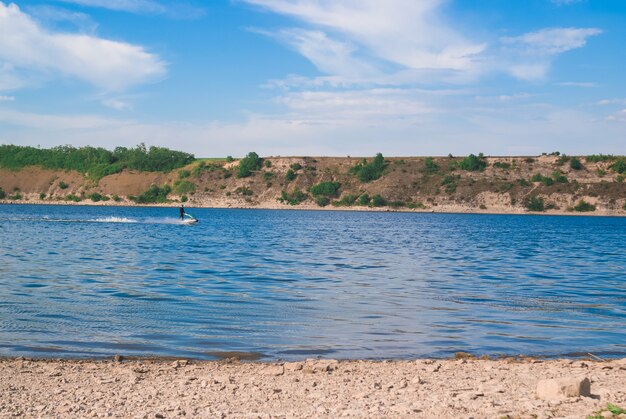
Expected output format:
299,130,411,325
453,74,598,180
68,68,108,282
179,204,185,220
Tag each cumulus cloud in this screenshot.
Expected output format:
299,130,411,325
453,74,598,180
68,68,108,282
0,2,166,91
245,0,486,83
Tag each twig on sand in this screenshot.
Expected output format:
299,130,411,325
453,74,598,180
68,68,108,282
587,353,604,362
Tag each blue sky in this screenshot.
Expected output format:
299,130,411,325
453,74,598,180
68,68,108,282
0,0,624,157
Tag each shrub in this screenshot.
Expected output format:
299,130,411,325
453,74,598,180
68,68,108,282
59,181,69,189
445,183,457,194
315,196,330,207
459,153,487,171
134,184,171,204
350,153,386,182
285,169,296,181
333,194,358,207
89,192,106,202
264,160,272,168
180,195,188,203
493,161,511,170
525,196,545,212
531,173,554,186
569,157,582,170
235,186,253,196
0,187,5,199
423,157,439,174
617,175,625,183
573,200,596,212
278,189,307,205
556,155,570,165
448,160,459,171
358,194,371,206
500,183,513,192
370,194,386,207
226,156,234,162
524,157,535,163
174,180,196,194
407,202,426,209
586,154,615,163
112,195,122,202
263,172,274,181
237,152,262,178
310,181,341,197
552,171,568,183
39,192,46,200
9,192,22,200
178,169,191,179
223,171,232,179
65,194,81,202
388,201,406,208
290,163,302,171
609,159,626,174
441,175,458,185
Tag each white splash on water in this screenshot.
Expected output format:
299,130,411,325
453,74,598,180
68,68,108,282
90,217,138,223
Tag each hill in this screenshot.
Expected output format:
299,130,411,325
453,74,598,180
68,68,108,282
1,148,625,216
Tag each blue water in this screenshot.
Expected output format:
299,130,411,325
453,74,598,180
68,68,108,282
0,204,624,360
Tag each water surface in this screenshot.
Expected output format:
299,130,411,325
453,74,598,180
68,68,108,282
0,204,624,360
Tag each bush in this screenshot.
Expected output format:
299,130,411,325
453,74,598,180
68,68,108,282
350,153,386,182
290,163,302,171
609,159,626,174
39,192,46,200
531,173,554,186
500,183,513,192
112,195,122,202
370,194,386,207
552,171,568,183
525,196,545,212
235,186,253,196
264,160,272,168
237,152,262,178
178,169,191,179
573,200,596,212
441,175,458,185
569,157,582,170
333,194,358,207
134,184,171,204
173,180,196,194
181,195,188,203
263,172,274,181
310,181,341,197
586,154,616,163
358,194,371,206
59,181,69,190
226,156,234,162
459,153,487,171
517,178,531,187
88,192,106,202
423,157,438,174
278,189,307,205
493,161,511,170
315,196,330,207
0,187,5,199
285,169,296,181
65,194,81,202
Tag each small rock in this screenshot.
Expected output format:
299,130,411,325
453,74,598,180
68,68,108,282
411,375,424,385
536,377,591,400
113,355,123,363
263,364,284,376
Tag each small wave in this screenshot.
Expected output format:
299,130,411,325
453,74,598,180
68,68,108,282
144,217,191,225
90,217,137,223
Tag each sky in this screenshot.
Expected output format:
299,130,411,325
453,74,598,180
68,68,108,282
0,0,625,157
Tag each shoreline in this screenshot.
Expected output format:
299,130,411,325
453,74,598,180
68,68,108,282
2,199,625,218
2,356,625,418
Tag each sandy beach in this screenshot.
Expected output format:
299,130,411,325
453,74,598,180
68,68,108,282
2,356,625,418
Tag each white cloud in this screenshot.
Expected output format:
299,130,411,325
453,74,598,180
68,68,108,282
551,0,583,5
0,94,14,101
245,0,486,82
56,0,166,14
597,99,626,106
0,2,166,91
556,81,598,88
607,109,626,122
501,27,601,55
102,98,133,111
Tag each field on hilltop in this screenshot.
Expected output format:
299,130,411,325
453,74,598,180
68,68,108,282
1,146,625,215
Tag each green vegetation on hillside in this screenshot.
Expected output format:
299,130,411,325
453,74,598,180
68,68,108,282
237,152,262,178
573,200,596,212
350,153,386,182
0,187,5,199
459,153,487,171
132,184,172,204
610,159,626,174
278,189,307,205
0,144,194,180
